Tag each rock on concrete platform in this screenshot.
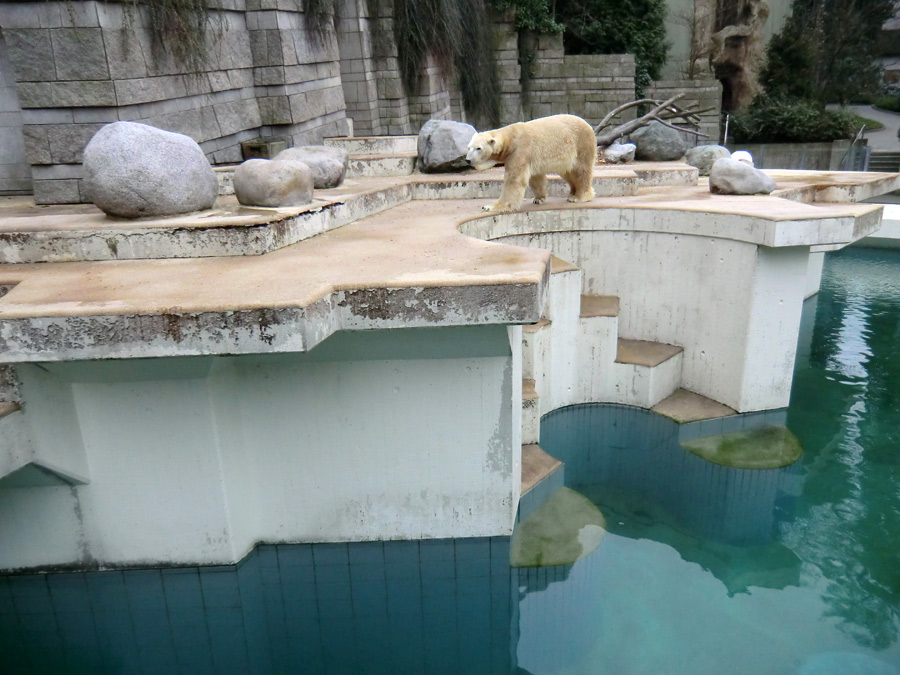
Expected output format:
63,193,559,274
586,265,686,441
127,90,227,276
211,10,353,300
685,144,731,176
417,119,476,173
233,158,314,207
630,121,687,161
603,142,636,164
275,146,348,188
82,121,218,218
709,157,777,195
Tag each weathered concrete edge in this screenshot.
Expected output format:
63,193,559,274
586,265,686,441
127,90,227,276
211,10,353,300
0,185,413,265
0,276,548,363
461,204,883,249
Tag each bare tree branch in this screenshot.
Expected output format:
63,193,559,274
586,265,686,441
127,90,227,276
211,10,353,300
594,93,713,147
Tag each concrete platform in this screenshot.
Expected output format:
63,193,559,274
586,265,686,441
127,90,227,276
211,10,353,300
616,339,682,367
521,444,562,494
652,388,738,423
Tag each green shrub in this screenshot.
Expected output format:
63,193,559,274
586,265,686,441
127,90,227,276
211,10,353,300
875,94,900,113
730,97,870,143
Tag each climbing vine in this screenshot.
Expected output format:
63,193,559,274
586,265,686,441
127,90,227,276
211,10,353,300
374,0,501,126
120,0,217,72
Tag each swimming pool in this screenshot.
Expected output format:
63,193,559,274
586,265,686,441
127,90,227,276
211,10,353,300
3,247,899,674
525,247,900,674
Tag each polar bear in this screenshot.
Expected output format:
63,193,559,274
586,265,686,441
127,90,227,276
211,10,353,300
465,114,597,213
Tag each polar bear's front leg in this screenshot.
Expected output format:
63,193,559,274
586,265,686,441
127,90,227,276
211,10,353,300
529,174,547,204
483,166,530,213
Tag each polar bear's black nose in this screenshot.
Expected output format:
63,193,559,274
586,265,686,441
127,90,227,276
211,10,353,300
465,158,472,165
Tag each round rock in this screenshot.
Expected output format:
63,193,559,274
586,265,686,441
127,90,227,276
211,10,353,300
417,119,477,172
603,142,636,164
233,159,314,207
685,144,731,176
274,146,348,188
709,157,776,195
82,121,218,218
629,121,688,161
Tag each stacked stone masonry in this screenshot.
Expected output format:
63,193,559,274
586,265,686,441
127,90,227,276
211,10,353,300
1,0,352,204
0,0,722,203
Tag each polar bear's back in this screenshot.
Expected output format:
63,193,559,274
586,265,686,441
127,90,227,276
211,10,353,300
506,114,596,175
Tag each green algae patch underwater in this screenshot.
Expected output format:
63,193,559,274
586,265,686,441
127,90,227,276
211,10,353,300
511,487,606,567
682,425,802,469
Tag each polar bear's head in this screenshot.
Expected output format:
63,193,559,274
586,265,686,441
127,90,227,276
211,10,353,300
466,132,500,170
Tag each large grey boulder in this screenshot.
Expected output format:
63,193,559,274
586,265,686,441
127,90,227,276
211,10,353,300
709,157,777,195
233,159,314,207
274,145,348,188
83,121,218,218
685,144,731,176
629,121,688,161
603,142,636,164
417,119,477,172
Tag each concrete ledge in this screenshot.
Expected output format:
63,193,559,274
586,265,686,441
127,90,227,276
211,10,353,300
615,339,682,367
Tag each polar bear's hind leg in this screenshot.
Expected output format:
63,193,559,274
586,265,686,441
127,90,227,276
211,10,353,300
565,167,595,203
529,174,548,204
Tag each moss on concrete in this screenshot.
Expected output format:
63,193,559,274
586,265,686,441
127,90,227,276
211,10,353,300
682,425,802,469
511,487,606,568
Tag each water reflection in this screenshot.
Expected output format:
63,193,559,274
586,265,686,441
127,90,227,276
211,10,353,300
2,539,515,675
786,248,900,651
538,404,805,597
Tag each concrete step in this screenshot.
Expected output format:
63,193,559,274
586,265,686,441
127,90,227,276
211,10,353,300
579,294,619,318
869,151,900,172
651,388,788,442
518,443,565,522
522,318,550,382
522,379,540,445
346,153,417,178
575,295,620,404
612,338,684,408
543,257,582,411
325,135,418,155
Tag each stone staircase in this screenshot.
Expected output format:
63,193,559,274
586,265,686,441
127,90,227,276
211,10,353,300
518,254,722,519
868,151,900,173
325,135,418,178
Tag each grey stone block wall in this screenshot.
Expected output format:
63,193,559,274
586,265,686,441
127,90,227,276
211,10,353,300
0,33,31,194
523,34,636,126
0,0,351,204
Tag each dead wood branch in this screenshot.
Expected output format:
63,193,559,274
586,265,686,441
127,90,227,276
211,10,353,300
594,93,712,147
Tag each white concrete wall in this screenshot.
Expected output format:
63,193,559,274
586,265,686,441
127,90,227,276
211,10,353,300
498,230,801,411
0,326,520,570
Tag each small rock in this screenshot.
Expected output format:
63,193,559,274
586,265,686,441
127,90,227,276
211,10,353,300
685,144,731,176
233,159,314,207
417,119,477,172
274,145,348,188
82,121,218,218
629,121,688,161
603,142,636,164
709,157,776,195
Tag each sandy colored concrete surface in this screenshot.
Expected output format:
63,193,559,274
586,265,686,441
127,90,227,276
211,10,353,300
652,388,738,423
521,444,562,494
0,162,895,364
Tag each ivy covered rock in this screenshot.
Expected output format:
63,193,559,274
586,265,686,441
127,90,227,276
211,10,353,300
82,122,218,218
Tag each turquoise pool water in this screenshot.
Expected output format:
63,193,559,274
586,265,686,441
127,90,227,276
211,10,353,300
530,247,900,674
3,248,899,674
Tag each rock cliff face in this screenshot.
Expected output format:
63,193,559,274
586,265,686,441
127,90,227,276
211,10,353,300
711,0,770,111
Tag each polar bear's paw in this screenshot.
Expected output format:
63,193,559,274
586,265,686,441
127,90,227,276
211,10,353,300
483,202,517,213
532,197,546,205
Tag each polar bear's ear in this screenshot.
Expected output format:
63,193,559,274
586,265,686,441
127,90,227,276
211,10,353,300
488,138,496,147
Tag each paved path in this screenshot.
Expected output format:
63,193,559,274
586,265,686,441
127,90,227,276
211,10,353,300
844,105,900,151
